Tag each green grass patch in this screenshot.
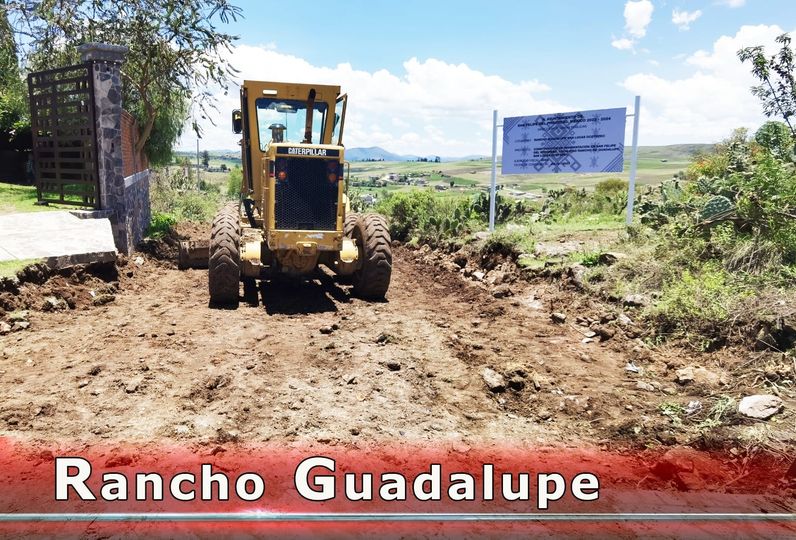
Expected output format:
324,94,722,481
0,258,42,278
0,183,53,214
649,263,752,350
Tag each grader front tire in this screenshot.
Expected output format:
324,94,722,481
351,213,392,299
208,203,242,306
344,212,360,238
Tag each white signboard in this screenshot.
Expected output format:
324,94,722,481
501,108,627,175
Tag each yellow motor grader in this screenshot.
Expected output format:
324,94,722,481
180,81,392,306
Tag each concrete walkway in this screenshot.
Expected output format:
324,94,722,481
0,211,117,267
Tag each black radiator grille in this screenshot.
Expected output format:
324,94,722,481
274,157,338,230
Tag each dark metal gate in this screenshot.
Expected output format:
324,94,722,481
28,63,100,208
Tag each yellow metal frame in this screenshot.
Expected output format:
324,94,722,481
239,80,347,257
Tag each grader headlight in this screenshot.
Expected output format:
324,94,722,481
326,160,341,184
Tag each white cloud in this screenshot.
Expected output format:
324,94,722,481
624,0,654,38
621,24,794,144
180,45,567,155
717,0,745,7
611,37,636,50
612,1,653,52
672,9,702,31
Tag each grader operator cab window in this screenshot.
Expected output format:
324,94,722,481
255,98,327,149
331,94,347,146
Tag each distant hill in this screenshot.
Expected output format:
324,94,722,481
180,144,714,163
345,147,408,162
344,146,486,162
344,144,714,163
633,144,714,159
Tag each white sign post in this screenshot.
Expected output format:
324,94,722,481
489,109,499,231
488,97,641,231
625,95,641,225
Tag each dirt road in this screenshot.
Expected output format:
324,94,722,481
0,240,765,449
2,233,796,539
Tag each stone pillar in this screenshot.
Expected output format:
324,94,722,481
77,43,132,253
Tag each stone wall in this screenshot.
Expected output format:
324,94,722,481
78,43,151,255
123,170,151,251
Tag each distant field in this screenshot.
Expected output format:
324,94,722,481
177,143,712,201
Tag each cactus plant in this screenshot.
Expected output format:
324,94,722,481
699,195,734,222
695,176,716,195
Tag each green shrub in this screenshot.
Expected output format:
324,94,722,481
754,120,794,159
227,167,243,198
595,177,628,194
650,263,748,349
148,212,177,238
542,185,627,221
150,167,228,223
376,189,475,242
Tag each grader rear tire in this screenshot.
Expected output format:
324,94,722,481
208,203,241,306
351,213,392,299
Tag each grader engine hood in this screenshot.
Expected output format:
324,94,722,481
266,143,346,252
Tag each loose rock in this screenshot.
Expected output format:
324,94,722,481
482,368,506,393
623,294,650,307
738,394,783,420
508,375,525,391
8,310,28,323
551,312,567,324
636,381,656,392
568,264,587,289
92,294,115,306
492,284,512,298
125,377,143,394
675,366,728,387
597,252,628,265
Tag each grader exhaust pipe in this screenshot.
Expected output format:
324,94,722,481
302,88,316,144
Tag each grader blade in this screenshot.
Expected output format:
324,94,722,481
178,240,210,270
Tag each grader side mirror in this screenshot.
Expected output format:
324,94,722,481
232,110,242,134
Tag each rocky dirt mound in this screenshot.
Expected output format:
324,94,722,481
0,262,119,335
404,241,795,454
137,222,209,266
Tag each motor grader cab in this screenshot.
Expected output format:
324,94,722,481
190,81,392,306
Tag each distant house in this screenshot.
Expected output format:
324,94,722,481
360,194,377,205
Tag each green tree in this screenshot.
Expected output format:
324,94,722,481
201,150,210,168
0,1,28,148
754,120,794,159
738,33,796,137
5,0,241,164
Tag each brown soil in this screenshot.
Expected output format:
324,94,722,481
0,227,793,483
0,231,794,445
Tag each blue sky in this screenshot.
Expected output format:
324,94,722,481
182,0,796,155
